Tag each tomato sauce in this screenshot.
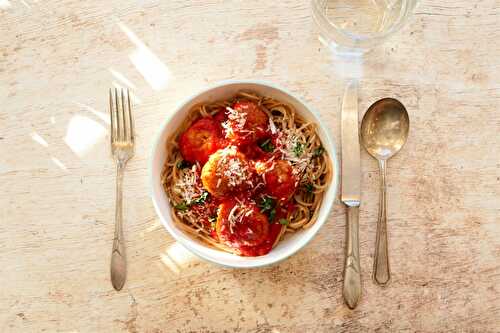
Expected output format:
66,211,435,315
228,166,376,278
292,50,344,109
177,100,298,256
238,223,282,257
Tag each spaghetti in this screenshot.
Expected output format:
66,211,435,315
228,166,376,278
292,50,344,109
161,91,331,256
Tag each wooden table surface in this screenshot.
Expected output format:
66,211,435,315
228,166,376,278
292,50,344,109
1,1,500,332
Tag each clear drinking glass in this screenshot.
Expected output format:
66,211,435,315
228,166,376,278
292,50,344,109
312,0,418,55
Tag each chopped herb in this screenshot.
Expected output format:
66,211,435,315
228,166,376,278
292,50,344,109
313,146,324,158
293,142,304,157
258,196,277,222
258,196,276,213
174,202,188,211
175,192,208,211
192,191,209,205
259,139,275,152
269,208,276,222
279,218,289,225
304,183,314,193
208,215,217,230
176,160,190,169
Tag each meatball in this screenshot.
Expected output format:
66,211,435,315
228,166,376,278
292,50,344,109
201,146,254,198
216,199,269,248
261,160,297,200
178,117,221,165
213,108,227,124
224,100,269,145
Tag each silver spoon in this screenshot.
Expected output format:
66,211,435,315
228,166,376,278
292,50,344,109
360,98,409,286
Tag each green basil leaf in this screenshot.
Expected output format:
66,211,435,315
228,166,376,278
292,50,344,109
313,146,324,158
176,160,190,169
259,139,275,153
174,202,188,211
269,208,276,222
258,196,276,213
293,142,304,157
279,218,289,225
192,191,209,205
208,215,217,230
304,183,314,193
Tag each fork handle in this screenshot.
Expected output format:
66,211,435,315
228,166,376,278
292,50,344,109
111,160,127,291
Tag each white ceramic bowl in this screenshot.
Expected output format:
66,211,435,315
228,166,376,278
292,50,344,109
150,80,339,268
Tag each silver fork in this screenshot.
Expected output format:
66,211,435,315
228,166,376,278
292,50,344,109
109,88,135,291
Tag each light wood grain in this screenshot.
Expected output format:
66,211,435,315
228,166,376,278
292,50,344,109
1,0,499,332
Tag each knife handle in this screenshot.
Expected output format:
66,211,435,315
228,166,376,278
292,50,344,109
343,205,362,309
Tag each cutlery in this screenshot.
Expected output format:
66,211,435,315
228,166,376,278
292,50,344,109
360,98,409,286
341,81,362,309
109,88,135,291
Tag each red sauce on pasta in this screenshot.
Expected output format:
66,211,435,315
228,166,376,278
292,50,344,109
176,100,302,256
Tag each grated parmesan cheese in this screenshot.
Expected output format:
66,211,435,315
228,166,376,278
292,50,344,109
173,164,203,205
268,117,277,134
275,128,312,178
227,202,253,234
222,106,247,138
216,146,252,188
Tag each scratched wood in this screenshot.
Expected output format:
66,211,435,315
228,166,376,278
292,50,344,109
1,0,499,332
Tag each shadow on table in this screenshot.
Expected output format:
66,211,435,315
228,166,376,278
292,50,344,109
225,244,368,330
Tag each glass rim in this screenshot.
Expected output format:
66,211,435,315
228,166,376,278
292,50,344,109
311,0,417,43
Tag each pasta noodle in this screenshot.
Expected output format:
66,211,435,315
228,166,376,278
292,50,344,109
161,91,331,255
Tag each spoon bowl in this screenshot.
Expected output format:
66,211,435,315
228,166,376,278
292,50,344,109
360,97,409,286
361,98,409,160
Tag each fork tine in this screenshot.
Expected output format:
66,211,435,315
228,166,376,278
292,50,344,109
121,89,131,142
109,88,116,145
115,88,123,141
121,89,127,141
127,89,134,143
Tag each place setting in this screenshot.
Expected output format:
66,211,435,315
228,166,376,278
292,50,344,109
6,0,499,331
341,82,409,308
108,1,415,310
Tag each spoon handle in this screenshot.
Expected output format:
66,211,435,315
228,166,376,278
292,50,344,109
343,205,362,309
373,159,391,286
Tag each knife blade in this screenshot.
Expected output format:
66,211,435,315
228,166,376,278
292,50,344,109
341,81,362,309
341,81,361,206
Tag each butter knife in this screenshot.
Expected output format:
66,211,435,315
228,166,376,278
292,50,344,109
341,81,362,309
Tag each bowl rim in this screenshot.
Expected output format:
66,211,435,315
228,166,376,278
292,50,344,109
149,79,340,268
